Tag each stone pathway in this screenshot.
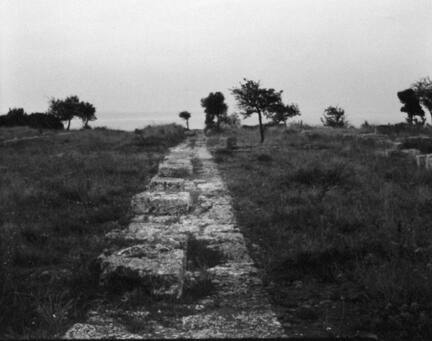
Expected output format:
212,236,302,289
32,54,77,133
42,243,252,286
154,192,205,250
64,132,285,339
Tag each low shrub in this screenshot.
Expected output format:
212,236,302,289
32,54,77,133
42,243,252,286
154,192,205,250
134,123,185,147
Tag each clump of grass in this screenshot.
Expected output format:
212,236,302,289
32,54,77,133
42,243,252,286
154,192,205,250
0,126,185,338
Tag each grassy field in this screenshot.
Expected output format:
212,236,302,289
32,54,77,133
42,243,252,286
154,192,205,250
209,126,432,340
0,126,59,142
0,124,185,338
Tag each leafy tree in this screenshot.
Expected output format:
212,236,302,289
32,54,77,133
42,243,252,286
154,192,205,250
412,77,432,122
48,95,80,130
231,79,284,142
48,96,97,130
397,89,425,126
77,101,96,129
271,103,301,126
178,111,191,130
200,92,228,131
321,106,348,128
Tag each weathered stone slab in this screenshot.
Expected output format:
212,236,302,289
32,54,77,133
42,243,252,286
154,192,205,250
131,191,191,215
426,154,432,170
202,224,238,235
181,310,284,338
417,154,427,168
126,222,187,244
205,204,235,224
218,136,237,149
64,322,141,339
400,148,421,157
197,233,252,263
148,176,186,191
158,160,193,178
197,182,227,196
99,243,186,298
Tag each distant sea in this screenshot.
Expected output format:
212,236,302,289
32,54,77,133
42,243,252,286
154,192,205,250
70,111,203,131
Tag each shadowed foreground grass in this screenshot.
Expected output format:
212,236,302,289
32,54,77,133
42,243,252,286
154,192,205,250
210,126,432,341
0,124,185,338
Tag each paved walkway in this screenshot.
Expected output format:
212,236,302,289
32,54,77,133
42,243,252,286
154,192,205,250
64,132,285,339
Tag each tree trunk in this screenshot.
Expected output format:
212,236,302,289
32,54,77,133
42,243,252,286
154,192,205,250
258,112,264,143
186,119,189,130
67,119,71,130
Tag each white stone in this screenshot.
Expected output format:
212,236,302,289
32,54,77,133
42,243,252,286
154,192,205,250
417,154,427,168
131,191,192,215
426,154,432,170
158,160,193,178
148,176,186,191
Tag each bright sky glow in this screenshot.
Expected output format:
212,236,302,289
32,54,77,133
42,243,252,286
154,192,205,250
1,0,431,128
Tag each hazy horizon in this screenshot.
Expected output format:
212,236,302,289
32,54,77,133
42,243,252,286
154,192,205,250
1,0,432,129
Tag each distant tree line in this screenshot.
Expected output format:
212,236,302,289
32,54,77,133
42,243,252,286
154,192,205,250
0,95,96,130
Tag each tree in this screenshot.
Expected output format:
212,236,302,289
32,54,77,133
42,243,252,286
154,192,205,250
48,95,97,130
397,89,425,126
231,79,284,142
321,106,348,128
200,92,228,131
48,95,80,130
178,111,191,130
271,103,301,126
412,77,432,122
77,101,96,129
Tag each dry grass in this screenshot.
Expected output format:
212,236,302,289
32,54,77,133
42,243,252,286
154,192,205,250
210,126,432,340
0,125,185,338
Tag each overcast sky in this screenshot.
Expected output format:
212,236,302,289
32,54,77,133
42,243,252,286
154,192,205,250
1,0,431,127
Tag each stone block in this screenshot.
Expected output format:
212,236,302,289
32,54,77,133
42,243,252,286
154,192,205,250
426,154,432,170
205,204,235,224
400,148,421,157
99,243,186,298
148,176,186,191
131,191,192,215
127,222,186,245
158,160,193,178
218,136,237,149
64,323,142,339
417,154,427,168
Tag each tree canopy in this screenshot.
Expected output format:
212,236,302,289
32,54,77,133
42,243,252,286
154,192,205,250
48,95,96,129
412,77,432,121
178,111,191,129
271,103,301,126
321,106,348,128
77,101,96,129
397,89,425,126
200,92,228,131
231,79,288,142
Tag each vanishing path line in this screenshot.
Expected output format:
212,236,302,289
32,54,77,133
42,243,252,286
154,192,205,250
65,132,285,338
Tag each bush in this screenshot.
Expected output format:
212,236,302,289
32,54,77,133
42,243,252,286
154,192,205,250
0,110,63,130
134,124,185,147
28,113,64,130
